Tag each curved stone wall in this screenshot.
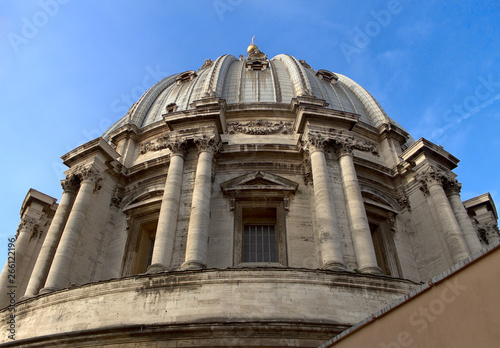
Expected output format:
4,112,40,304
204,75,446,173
2,269,417,347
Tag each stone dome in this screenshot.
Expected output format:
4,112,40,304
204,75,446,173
4,44,495,347
104,52,406,138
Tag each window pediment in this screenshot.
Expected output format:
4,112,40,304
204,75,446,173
220,171,298,198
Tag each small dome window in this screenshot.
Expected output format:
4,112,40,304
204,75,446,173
165,103,177,113
316,69,338,82
175,70,197,84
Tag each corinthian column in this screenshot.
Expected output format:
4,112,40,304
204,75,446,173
22,176,79,298
306,134,346,270
40,166,101,293
444,179,482,254
148,139,188,273
336,141,381,274
419,168,470,263
0,217,38,308
181,135,219,270
484,222,500,245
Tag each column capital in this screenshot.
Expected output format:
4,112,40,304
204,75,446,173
60,174,80,193
68,164,103,193
194,134,220,155
417,166,450,195
166,138,189,157
481,221,500,244
443,177,462,195
16,216,39,239
303,133,329,154
332,135,379,157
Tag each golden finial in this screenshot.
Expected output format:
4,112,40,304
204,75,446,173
247,35,258,54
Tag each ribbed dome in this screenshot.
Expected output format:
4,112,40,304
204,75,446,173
104,53,402,138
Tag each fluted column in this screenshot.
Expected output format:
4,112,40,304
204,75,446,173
181,135,218,270
336,143,381,274
40,166,101,293
22,176,78,298
0,217,38,308
419,168,470,263
148,139,188,273
444,179,482,254
306,134,346,270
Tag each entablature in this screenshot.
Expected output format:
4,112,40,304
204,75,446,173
163,97,226,134
293,103,360,134
399,138,459,172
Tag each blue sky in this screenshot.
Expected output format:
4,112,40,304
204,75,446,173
0,0,499,266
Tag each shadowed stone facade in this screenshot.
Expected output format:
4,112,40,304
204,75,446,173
1,42,498,346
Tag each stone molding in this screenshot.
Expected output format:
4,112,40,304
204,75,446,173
227,120,293,135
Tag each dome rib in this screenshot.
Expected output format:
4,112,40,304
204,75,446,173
336,74,390,128
104,53,409,140
130,74,179,127
273,54,313,97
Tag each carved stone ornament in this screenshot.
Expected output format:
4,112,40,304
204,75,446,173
227,120,293,135
417,166,452,196
443,177,462,195
166,138,189,156
200,59,214,69
60,174,80,193
194,134,221,154
304,132,379,157
69,165,102,193
482,221,500,243
396,187,411,211
304,133,329,153
16,216,39,239
302,152,313,186
111,186,125,208
299,59,311,69
332,135,379,157
140,134,171,154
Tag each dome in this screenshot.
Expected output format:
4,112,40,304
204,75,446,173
5,44,495,348
103,51,407,139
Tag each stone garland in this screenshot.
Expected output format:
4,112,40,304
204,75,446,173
227,120,293,135
140,135,170,154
